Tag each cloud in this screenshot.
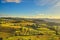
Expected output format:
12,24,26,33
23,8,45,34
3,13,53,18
18,13,60,19
34,0,51,6
54,1,60,7
2,0,22,3
34,0,60,8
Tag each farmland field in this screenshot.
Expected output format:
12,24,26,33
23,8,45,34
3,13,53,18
0,17,60,40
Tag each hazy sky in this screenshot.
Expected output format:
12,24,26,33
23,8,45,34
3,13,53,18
0,0,60,19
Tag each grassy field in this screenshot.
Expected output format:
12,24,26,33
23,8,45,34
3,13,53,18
3,35,60,40
0,17,60,40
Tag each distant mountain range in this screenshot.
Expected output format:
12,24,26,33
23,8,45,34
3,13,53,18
0,17,60,23
41,18,60,23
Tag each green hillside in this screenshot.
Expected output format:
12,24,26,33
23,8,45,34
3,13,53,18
0,17,60,40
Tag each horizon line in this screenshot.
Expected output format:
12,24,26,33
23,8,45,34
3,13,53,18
0,16,60,19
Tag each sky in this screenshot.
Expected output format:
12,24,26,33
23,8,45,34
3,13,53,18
0,0,60,19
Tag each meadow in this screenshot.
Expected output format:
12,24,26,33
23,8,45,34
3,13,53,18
0,17,60,40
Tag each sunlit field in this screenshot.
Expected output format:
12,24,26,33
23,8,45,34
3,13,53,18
0,17,60,40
